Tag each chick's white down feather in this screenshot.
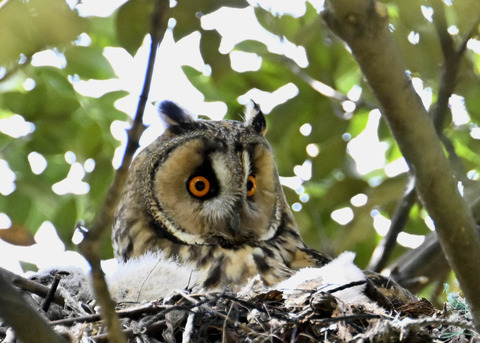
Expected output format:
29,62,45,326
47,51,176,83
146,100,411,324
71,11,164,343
107,251,199,302
35,251,378,308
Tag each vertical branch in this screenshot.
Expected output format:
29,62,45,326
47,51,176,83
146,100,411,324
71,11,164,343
429,0,459,133
429,0,479,181
78,1,170,342
369,4,479,277
322,0,480,330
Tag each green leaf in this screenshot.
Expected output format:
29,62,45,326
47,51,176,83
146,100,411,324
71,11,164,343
88,16,119,49
0,0,84,65
449,0,480,38
65,46,115,80
20,261,38,273
2,191,34,231
75,121,104,160
200,30,231,82
5,67,80,121
348,109,370,137
170,0,248,41
52,197,78,247
254,7,281,39
42,155,71,184
115,0,155,55
235,40,269,55
312,136,348,179
317,177,369,212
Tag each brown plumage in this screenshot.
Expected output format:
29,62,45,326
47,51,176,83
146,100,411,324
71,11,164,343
112,101,330,289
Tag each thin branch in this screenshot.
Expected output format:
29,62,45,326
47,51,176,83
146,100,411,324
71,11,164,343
457,16,480,56
388,232,449,291
322,0,480,331
287,61,377,111
0,56,31,83
310,313,385,324
289,63,348,101
174,291,254,334
430,0,458,133
49,302,172,326
77,1,170,342
429,0,479,166
91,320,167,343
367,175,416,272
0,270,68,343
41,273,61,312
0,266,65,307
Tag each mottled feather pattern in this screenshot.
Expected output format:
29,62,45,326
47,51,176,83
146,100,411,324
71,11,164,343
112,101,331,290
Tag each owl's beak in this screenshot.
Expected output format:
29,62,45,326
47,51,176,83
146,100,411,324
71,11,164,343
228,212,241,235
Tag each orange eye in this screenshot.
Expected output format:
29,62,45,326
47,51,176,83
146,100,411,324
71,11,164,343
246,175,257,197
188,176,210,197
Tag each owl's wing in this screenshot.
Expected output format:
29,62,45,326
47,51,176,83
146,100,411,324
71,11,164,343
290,247,332,269
363,270,418,308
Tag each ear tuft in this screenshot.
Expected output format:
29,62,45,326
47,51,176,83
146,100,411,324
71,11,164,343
158,101,194,126
245,101,267,136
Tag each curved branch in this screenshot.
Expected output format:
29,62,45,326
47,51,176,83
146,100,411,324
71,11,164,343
78,1,170,342
322,0,480,330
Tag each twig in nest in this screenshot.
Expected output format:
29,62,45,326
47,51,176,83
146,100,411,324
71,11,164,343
0,270,67,343
182,306,197,343
0,266,65,307
174,291,255,334
42,273,61,312
310,313,385,325
221,302,234,343
326,280,366,294
49,302,172,326
398,317,477,334
91,320,167,343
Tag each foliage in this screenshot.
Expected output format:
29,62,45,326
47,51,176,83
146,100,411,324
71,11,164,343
0,0,480,300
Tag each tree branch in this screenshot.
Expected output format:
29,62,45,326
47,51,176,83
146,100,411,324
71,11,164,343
367,175,416,272
78,1,170,342
0,266,66,307
388,232,449,291
0,269,67,343
322,0,480,330
384,4,480,291
430,0,458,133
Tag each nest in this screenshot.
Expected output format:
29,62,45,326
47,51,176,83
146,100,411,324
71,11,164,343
1,261,478,343
2,277,477,343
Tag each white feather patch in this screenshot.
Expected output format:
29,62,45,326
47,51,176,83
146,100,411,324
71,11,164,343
106,251,199,302
274,251,371,305
243,100,259,125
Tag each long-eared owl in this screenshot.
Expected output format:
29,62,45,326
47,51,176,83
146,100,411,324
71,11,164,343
112,101,330,289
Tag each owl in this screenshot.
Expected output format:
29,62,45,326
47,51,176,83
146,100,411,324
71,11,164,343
112,101,330,289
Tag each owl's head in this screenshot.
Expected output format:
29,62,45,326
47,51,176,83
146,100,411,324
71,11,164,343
126,101,293,251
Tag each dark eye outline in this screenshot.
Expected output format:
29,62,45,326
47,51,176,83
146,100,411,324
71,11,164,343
188,176,211,198
186,160,219,199
246,175,257,197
